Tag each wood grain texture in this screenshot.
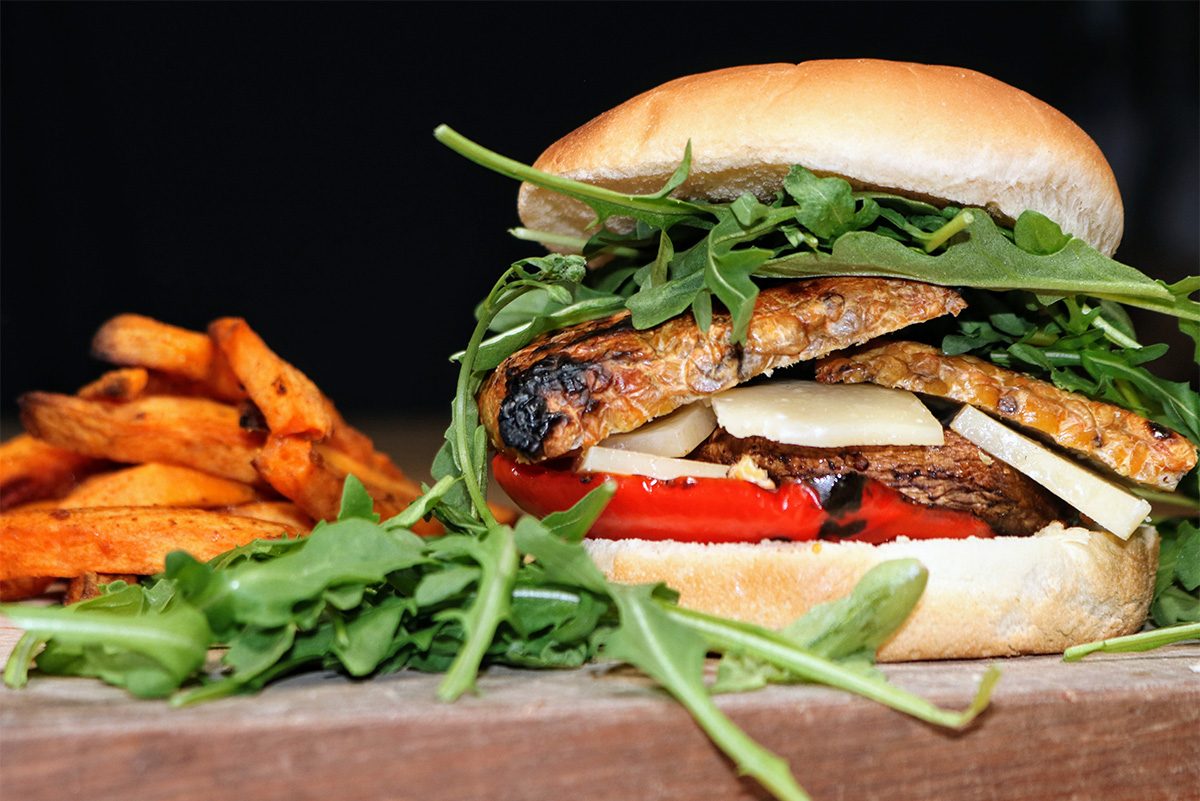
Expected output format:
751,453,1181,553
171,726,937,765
2,632,1197,801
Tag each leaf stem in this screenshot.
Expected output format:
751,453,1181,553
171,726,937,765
664,604,999,729
434,125,701,219
922,210,974,252
1063,622,1200,662
452,270,520,528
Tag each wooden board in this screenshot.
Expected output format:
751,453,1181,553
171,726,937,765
2,630,1198,801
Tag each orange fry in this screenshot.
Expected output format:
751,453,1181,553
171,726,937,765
253,435,345,522
0,434,102,511
77,367,151,402
209,318,333,439
19,393,263,485
225,501,315,531
91,314,244,401
255,436,441,533
60,463,260,509
0,507,296,579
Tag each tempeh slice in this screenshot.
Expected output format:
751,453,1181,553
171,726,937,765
480,277,966,460
817,341,1197,489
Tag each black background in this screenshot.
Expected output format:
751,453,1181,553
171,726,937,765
2,1,1197,419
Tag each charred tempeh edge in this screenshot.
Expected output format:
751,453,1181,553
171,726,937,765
479,278,966,461
817,341,1198,489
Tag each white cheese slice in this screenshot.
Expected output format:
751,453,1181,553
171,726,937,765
577,446,732,482
601,402,717,458
950,404,1151,540
710,381,944,447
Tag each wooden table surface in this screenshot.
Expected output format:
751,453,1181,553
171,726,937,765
2,419,1199,801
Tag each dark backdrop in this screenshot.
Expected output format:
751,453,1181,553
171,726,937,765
3,1,1197,419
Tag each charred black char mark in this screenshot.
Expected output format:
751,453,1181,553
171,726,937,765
812,473,869,539
498,355,603,459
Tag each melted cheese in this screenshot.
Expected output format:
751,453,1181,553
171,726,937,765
950,404,1151,539
710,381,944,447
601,402,717,458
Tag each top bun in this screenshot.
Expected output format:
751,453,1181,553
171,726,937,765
518,60,1124,255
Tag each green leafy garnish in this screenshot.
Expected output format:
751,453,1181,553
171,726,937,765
1151,519,1200,626
434,127,1200,355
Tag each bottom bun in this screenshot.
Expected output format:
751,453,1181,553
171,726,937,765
585,523,1158,661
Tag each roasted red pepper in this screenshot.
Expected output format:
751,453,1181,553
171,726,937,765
493,453,994,544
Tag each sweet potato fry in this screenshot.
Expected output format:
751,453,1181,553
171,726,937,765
77,367,151,401
0,507,296,579
315,442,424,501
255,436,441,533
0,434,103,510
209,318,333,439
60,463,260,509
0,576,55,601
64,573,140,605
225,501,314,531
91,314,244,401
253,435,345,521
19,393,264,484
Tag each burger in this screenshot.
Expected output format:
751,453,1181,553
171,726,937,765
447,60,1199,660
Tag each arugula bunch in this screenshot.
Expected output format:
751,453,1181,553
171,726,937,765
2,475,998,801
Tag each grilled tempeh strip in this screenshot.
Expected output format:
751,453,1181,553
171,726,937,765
817,341,1197,489
480,278,966,460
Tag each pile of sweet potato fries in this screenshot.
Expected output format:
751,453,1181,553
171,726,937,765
0,315,469,602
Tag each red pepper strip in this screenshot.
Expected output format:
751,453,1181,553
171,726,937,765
493,453,994,544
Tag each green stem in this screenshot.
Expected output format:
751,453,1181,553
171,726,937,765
1063,622,1200,662
434,125,701,219
664,604,998,729
923,210,974,252
437,526,518,701
452,271,520,527
2,632,45,689
1080,303,1143,350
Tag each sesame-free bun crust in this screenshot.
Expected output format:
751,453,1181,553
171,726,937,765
519,60,1124,255
585,523,1157,661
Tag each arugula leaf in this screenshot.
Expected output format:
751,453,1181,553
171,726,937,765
714,559,927,692
1152,519,1200,626
784,166,858,239
1013,210,1071,255
605,583,811,801
434,525,518,700
338,474,379,523
434,125,703,231
2,584,211,698
763,211,1189,313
